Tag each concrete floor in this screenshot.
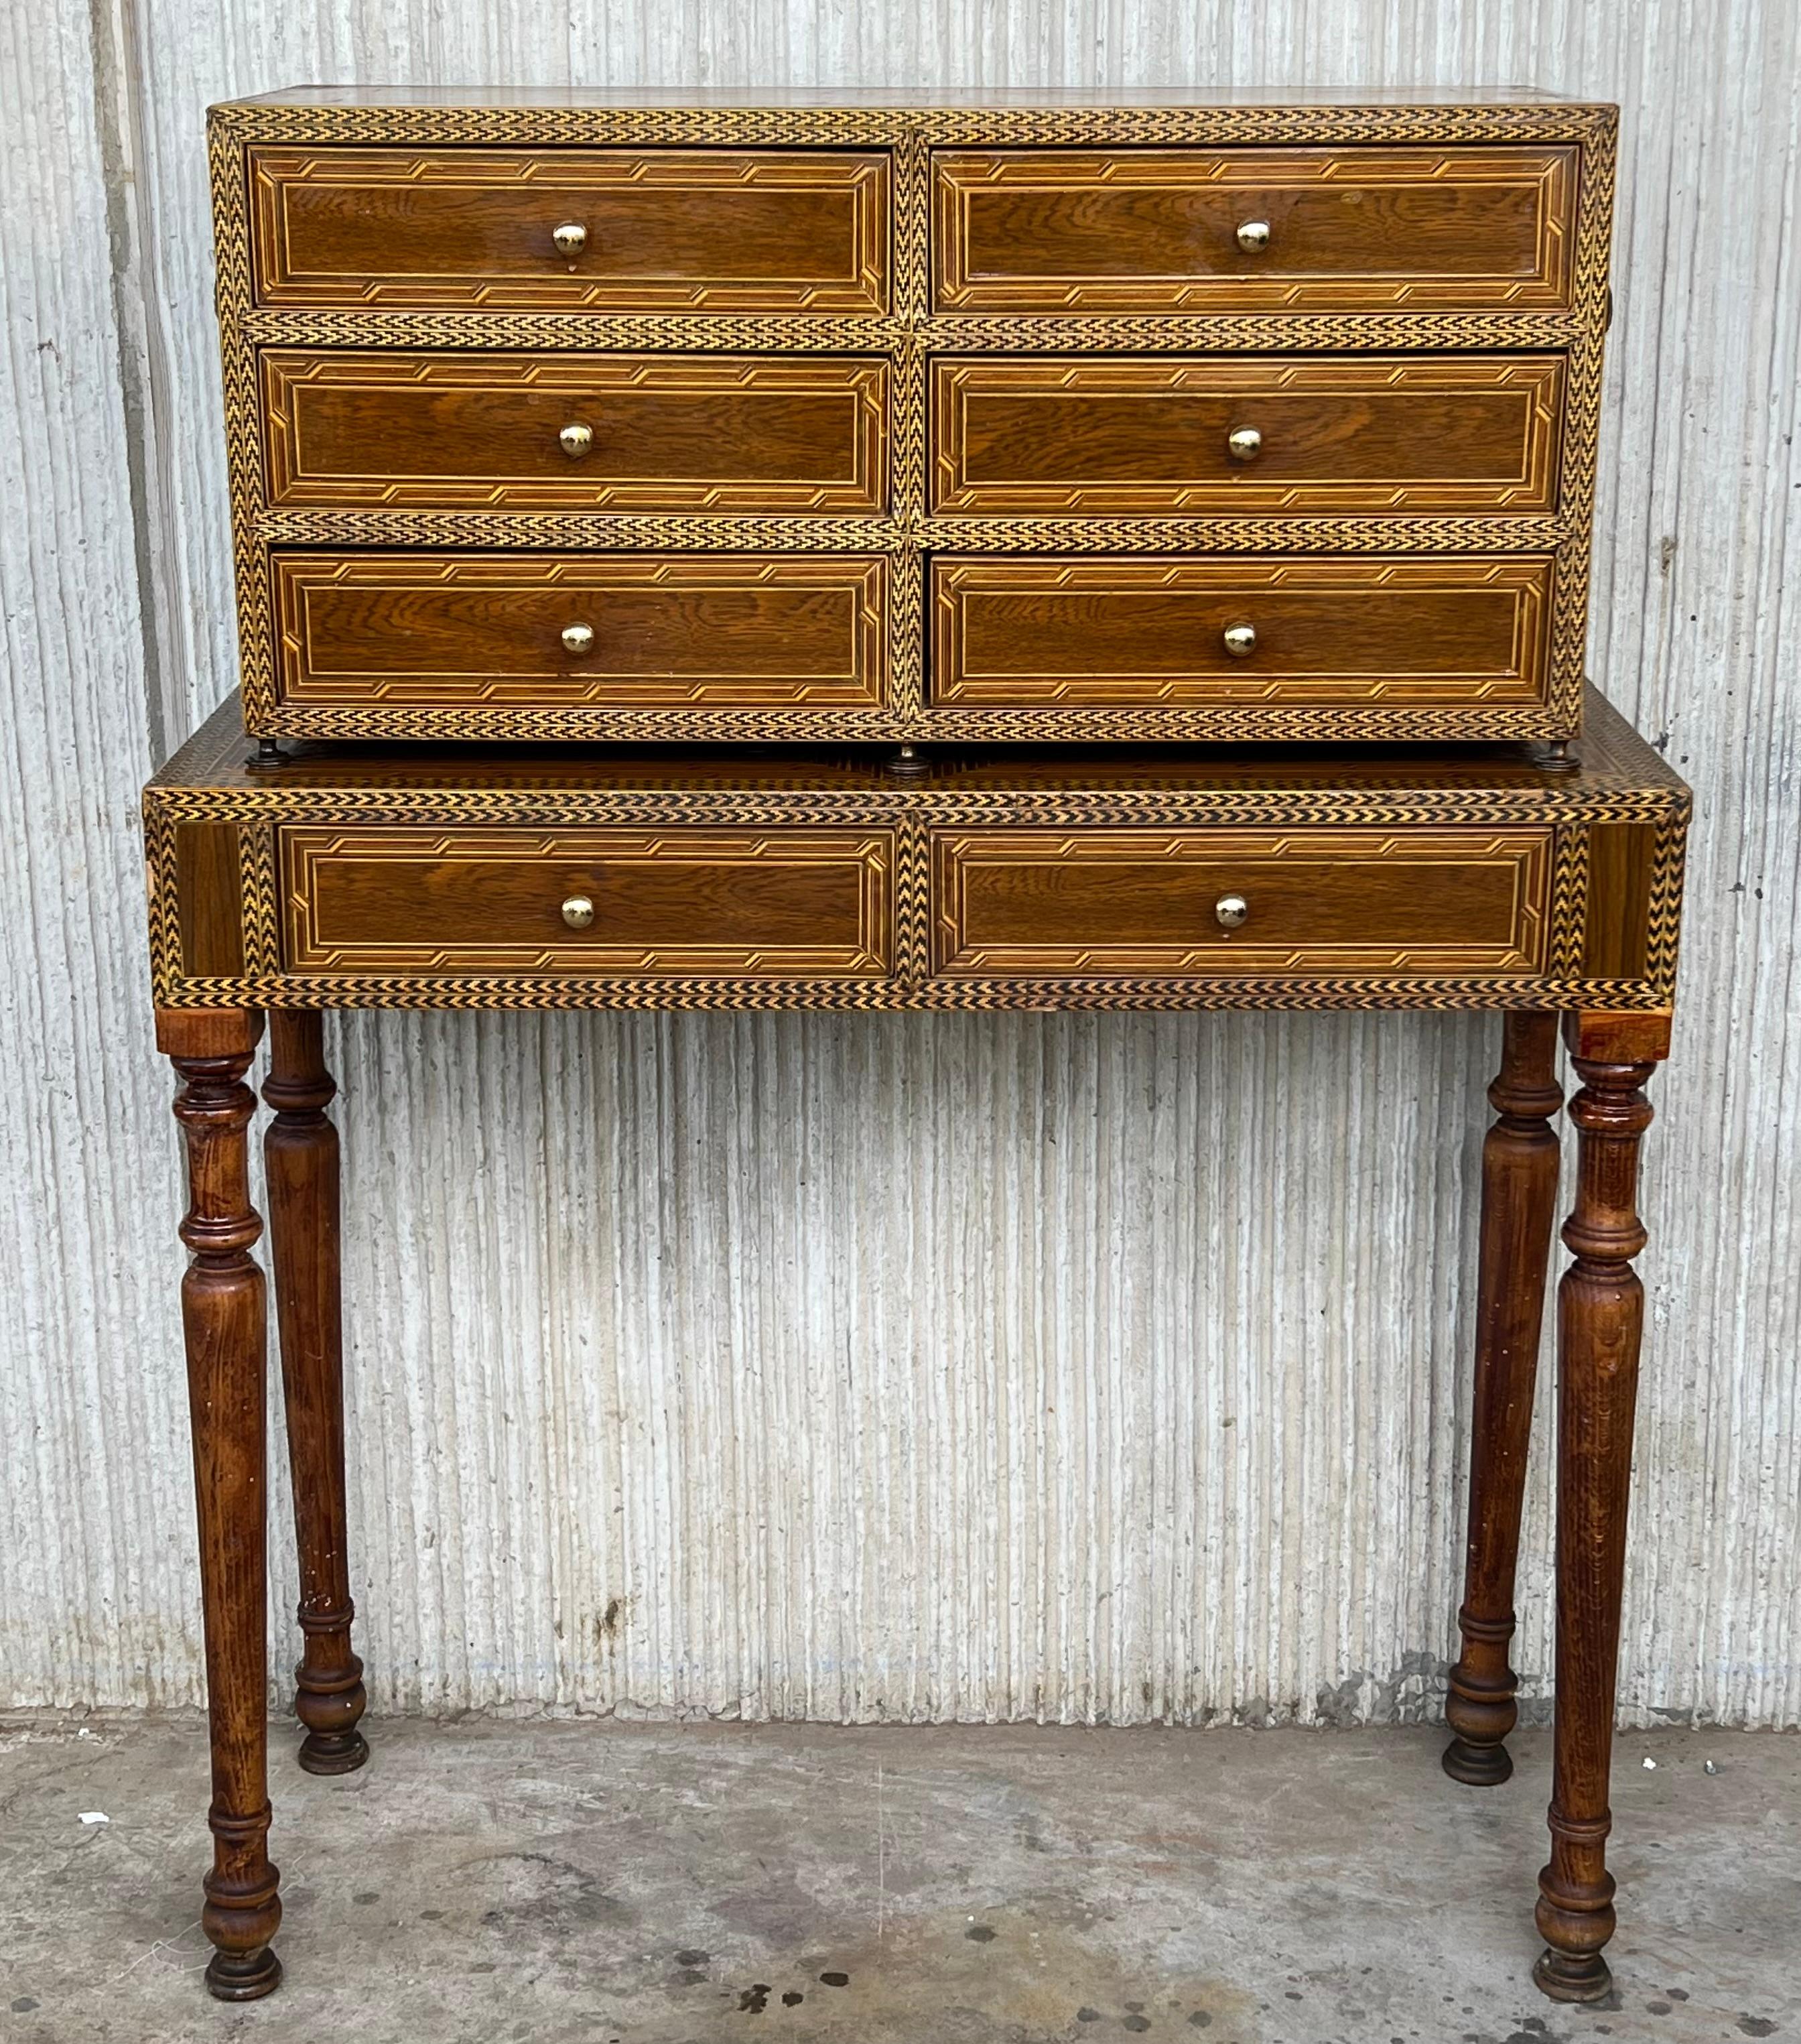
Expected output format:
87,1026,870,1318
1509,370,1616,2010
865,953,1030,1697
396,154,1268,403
0,1720,1794,2044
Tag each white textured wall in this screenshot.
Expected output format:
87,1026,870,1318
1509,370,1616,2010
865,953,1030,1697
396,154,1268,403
3,1,1797,1728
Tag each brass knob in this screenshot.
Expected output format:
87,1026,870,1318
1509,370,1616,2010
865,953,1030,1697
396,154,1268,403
1221,623,1258,658
1235,218,1272,253
560,623,596,655
1226,425,1263,463
1214,893,1250,930
558,422,594,458
551,221,589,257
561,895,596,931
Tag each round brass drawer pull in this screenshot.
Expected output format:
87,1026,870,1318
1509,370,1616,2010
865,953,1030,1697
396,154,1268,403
1235,218,1272,253
551,220,589,257
1226,425,1263,462
1221,623,1258,658
558,422,594,458
560,623,596,655
1215,893,1250,930
561,895,596,931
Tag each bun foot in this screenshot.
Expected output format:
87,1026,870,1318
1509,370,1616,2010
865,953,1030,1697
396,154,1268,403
1533,1947,1613,2003
298,1726,371,1776
1441,1734,1514,1786
205,1946,283,2002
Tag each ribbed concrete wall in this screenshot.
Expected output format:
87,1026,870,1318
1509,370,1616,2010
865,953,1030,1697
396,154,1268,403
3,0,1796,1727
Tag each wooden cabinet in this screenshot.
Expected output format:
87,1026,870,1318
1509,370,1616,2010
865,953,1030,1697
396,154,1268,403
212,96,1614,745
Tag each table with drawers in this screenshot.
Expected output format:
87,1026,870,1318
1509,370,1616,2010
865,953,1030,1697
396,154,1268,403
146,88,1687,2009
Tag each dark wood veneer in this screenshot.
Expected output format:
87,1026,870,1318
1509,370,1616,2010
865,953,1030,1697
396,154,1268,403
931,555,1553,708
931,355,1566,517
261,351,888,514
250,146,890,312
932,146,1578,313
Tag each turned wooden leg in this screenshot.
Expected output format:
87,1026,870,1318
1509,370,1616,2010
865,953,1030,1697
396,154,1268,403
1534,1011,1669,2004
1444,1011,1563,1786
264,1010,369,1776
161,1007,281,2002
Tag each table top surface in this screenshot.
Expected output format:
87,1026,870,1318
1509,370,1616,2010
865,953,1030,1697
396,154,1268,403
151,686,1688,815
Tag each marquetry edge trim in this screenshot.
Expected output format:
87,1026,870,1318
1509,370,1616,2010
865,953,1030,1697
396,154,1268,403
235,308,1594,354
206,101,1619,152
251,702,1587,746
142,972,1682,1016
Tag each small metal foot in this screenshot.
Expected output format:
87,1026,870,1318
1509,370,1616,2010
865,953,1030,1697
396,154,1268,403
1441,1734,1514,1786
883,744,931,779
205,1946,283,2002
1536,739,1580,775
245,737,287,773
1533,1947,1613,2004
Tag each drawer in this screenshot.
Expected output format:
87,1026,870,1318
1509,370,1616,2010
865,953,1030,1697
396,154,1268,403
931,828,1552,976
280,828,894,977
272,553,888,711
931,355,1564,517
931,147,1578,314
249,147,889,313
930,556,1554,709
261,351,888,514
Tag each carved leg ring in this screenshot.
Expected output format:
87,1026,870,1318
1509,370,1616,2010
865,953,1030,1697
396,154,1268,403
1445,1012,1563,1786
165,1011,282,2001
265,1011,369,1775
1534,1047,1656,2003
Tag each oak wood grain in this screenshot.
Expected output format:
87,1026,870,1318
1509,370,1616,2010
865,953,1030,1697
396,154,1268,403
1444,1010,1564,1786
272,552,888,710
1534,1048,1660,2004
279,827,895,977
931,355,1566,516
263,1011,369,1778
932,827,1553,976
175,823,247,978
165,1012,282,2001
250,146,889,312
930,554,1553,708
261,351,888,514
932,145,1577,313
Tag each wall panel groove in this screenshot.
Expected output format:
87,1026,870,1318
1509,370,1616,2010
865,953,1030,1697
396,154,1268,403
2,0,1797,1730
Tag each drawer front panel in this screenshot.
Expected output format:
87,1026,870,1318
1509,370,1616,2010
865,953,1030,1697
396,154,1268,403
249,147,889,312
281,828,894,976
932,147,1578,313
931,556,1554,708
933,828,1552,976
931,355,1564,517
273,553,888,710
261,352,888,513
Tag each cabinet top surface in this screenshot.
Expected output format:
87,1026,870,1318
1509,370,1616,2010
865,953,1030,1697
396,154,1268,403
222,84,1608,111
151,688,1686,812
